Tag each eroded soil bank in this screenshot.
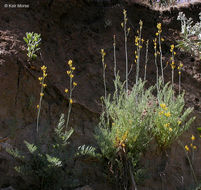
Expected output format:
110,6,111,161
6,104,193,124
0,0,200,189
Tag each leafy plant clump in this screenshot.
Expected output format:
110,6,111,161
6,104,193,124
24,32,41,60
177,12,201,59
7,114,77,190
154,81,195,149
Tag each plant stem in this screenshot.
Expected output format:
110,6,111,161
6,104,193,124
144,40,149,81
36,78,44,134
65,77,72,129
159,33,164,85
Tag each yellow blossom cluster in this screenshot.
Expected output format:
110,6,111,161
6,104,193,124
38,65,47,98
115,130,128,152
177,62,183,75
66,60,76,79
65,59,78,104
101,49,106,68
185,135,197,151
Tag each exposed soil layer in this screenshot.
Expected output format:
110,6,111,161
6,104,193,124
0,0,200,189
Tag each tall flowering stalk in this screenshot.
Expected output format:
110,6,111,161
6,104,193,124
135,20,143,86
65,60,77,129
153,38,159,98
101,49,107,99
121,9,130,92
36,65,47,133
170,44,176,91
113,35,117,80
156,23,165,85
177,62,183,94
144,40,149,81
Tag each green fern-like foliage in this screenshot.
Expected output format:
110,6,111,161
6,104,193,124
7,114,76,190
154,81,195,149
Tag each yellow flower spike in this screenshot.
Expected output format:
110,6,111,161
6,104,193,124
37,105,39,109
191,135,195,141
40,93,44,97
65,89,68,93
70,99,73,104
185,145,189,151
73,82,77,86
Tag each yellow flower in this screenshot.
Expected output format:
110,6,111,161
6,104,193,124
170,44,174,49
40,93,44,97
159,111,164,115
65,89,68,93
41,65,47,71
177,120,181,125
73,82,77,86
193,146,197,150
169,128,173,132
67,70,71,75
71,67,75,70
70,74,74,78
68,60,73,66
157,23,161,30
191,135,195,141
43,84,47,88
164,123,170,128
43,73,47,78
156,32,159,36
161,38,164,42
38,77,43,81
70,99,73,104
164,112,171,117
185,145,189,151
160,103,166,109
37,104,39,109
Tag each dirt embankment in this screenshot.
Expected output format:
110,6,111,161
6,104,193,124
0,0,200,189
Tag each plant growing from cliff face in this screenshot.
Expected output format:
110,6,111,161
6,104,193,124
7,114,76,190
65,59,77,129
36,65,47,133
154,81,195,149
177,12,201,59
24,32,41,60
